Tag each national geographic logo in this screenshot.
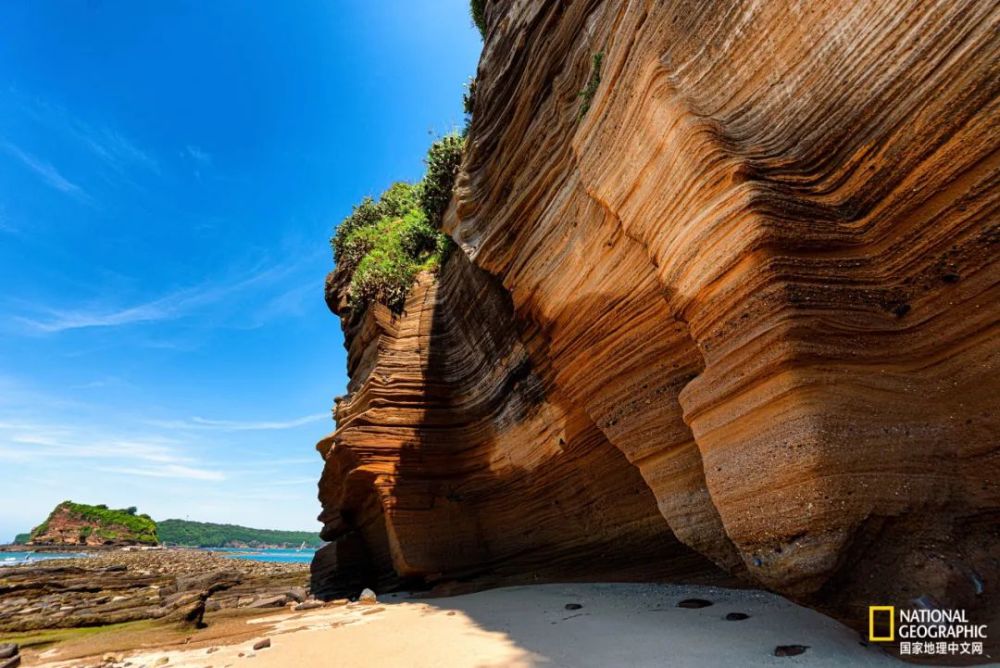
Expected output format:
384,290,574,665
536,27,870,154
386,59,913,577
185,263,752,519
869,606,988,658
869,606,895,641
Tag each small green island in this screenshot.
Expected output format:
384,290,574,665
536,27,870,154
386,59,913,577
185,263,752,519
13,501,320,549
23,501,159,546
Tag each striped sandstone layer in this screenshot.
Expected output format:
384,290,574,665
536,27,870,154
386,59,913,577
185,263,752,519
313,252,726,597
316,0,999,633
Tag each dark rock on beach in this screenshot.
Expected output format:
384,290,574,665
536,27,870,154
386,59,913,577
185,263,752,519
677,598,713,609
774,645,809,657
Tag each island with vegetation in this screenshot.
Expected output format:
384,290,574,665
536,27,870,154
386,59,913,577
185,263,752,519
25,501,159,546
10,502,320,549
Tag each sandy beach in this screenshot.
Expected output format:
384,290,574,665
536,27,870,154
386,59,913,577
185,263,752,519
24,583,919,668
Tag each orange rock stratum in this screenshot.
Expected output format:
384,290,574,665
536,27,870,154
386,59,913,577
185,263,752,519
313,0,999,631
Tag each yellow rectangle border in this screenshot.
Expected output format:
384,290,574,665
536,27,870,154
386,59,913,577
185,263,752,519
869,605,895,641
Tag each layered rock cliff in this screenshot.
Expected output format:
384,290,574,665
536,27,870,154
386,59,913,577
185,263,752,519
313,251,729,597
315,0,999,638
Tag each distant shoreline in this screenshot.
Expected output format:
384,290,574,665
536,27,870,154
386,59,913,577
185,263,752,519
0,543,320,553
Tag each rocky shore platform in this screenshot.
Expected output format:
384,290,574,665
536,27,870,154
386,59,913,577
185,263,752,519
0,549,310,635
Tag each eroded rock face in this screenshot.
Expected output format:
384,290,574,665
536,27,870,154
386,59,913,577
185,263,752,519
315,0,999,632
313,251,726,598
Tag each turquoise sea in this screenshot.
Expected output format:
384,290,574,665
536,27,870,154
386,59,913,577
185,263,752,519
212,547,317,563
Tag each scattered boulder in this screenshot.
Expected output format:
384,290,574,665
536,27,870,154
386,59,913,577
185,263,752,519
252,639,271,651
247,595,287,609
294,600,324,611
774,645,809,657
358,588,377,605
176,570,241,594
286,587,307,603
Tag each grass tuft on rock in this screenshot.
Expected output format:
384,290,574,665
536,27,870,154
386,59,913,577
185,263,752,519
578,51,604,119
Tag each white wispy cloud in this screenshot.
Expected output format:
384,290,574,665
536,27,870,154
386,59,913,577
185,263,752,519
97,464,225,481
246,282,316,328
78,126,158,176
148,413,328,432
12,91,158,179
13,259,304,334
185,145,211,164
259,477,317,487
0,206,18,235
1,140,89,200
0,418,226,481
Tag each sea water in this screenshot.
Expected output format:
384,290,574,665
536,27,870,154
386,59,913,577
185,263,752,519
212,547,317,563
1,551,90,566
1,548,316,565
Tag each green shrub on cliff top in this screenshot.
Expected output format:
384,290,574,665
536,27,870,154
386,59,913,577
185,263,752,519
331,134,466,313
348,207,448,311
470,0,486,38
334,182,424,274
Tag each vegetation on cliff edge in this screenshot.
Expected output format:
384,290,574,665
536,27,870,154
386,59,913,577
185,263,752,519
470,0,486,38
331,132,465,313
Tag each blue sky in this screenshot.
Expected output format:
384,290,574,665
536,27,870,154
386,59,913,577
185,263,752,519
0,2,482,542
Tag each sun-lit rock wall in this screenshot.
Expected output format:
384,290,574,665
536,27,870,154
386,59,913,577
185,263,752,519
315,0,999,628
312,252,724,597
